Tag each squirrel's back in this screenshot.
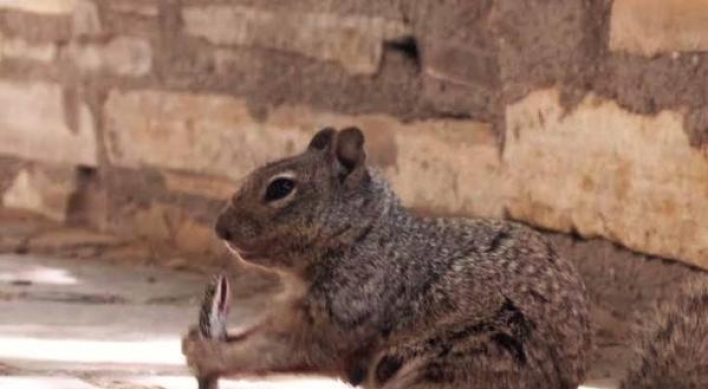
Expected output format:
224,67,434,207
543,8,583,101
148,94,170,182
620,276,708,389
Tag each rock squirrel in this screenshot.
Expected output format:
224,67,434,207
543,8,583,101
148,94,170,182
619,276,708,389
182,127,592,389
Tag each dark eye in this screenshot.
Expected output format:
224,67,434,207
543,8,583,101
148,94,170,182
265,178,296,202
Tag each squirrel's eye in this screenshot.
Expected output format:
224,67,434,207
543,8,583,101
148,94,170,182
265,178,296,202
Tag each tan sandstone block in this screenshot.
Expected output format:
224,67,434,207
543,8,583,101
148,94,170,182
163,172,237,200
1,35,58,62
173,216,222,255
182,5,410,75
130,204,171,243
128,203,222,256
106,1,158,18
391,121,504,219
2,166,77,222
610,0,708,56
271,109,506,218
504,88,708,268
68,37,152,76
26,228,120,253
0,80,97,166
0,0,77,14
72,0,101,37
104,90,314,181
105,89,505,218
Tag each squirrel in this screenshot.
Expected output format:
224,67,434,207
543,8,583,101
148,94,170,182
182,126,592,389
618,276,708,389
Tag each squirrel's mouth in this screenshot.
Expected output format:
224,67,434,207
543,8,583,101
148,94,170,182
223,241,261,260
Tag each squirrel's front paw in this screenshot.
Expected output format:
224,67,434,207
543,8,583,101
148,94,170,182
181,326,227,377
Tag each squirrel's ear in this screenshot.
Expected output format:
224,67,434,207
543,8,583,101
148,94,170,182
307,127,337,152
335,127,367,186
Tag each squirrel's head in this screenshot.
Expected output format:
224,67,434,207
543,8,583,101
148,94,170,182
215,127,388,271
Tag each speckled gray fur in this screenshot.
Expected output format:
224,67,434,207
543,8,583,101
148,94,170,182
620,277,708,389
187,127,592,389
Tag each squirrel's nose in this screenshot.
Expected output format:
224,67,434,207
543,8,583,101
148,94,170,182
214,215,233,241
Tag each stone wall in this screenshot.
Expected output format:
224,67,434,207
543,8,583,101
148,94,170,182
1,0,708,268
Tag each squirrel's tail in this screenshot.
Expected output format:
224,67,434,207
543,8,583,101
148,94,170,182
618,276,708,389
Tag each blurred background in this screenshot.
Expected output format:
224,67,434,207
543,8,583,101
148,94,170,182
0,0,706,388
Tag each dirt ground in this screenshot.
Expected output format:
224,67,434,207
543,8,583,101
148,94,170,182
0,208,703,386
